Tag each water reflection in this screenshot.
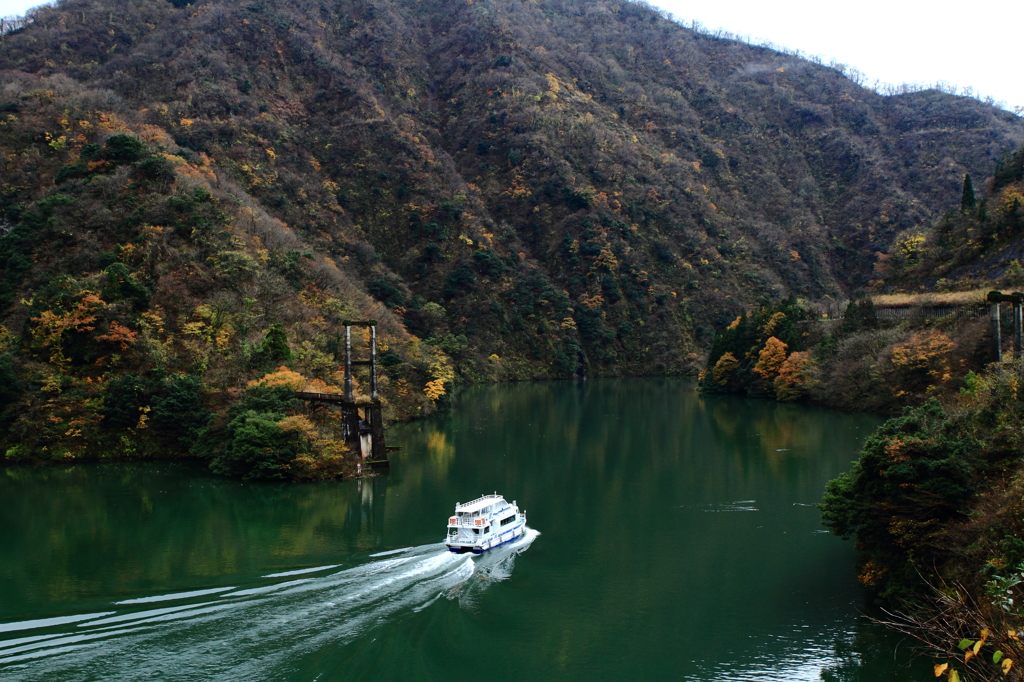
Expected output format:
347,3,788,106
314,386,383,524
0,464,391,618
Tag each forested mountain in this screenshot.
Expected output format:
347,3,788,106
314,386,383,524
1,0,1023,468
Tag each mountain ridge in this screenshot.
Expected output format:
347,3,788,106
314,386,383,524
0,0,1023,469
3,2,1021,329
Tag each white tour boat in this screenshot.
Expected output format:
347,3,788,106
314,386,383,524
445,494,527,554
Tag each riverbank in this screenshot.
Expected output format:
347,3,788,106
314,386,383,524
698,295,994,416
819,359,1024,680
1,369,373,481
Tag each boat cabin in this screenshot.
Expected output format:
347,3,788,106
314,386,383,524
445,494,524,553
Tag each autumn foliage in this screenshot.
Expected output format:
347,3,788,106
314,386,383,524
774,351,814,402
700,298,812,399
0,0,1018,388
0,0,1021,477
0,85,449,476
753,336,788,381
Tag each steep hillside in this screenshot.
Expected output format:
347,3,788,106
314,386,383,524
2,0,1022,382
868,145,1024,290
0,73,447,473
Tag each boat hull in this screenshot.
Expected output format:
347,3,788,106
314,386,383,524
446,523,526,554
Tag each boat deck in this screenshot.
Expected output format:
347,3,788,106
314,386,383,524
454,494,504,513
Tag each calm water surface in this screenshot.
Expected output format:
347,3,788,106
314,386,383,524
0,379,927,680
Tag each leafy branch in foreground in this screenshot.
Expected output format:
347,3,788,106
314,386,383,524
873,577,1023,681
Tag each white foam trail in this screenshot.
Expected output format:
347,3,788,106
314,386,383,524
0,633,65,651
79,602,223,628
115,587,238,605
118,602,247,627
0,626,149,660
222,579,314,597
0,613,116,634
338,552,459,604
262,565,340,578
705,502,759,512
0,530,539,681
0,642,105,666
412,592,445,613
359,555,415,575
514,528,541,546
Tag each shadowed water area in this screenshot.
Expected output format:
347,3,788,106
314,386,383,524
0,378,928,680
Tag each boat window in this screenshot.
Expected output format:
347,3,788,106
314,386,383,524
500,515,515,526
473,528,479,534
484,526,490,533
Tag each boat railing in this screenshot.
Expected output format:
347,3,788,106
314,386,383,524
455,494,504,511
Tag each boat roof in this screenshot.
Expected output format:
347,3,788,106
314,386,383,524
455,494,506,513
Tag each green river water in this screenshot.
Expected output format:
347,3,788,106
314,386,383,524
0,378,929,681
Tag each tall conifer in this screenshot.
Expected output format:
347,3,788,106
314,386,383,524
961,173,976,213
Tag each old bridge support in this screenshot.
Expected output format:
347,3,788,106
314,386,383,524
295,320,389,467
987,291,1024,363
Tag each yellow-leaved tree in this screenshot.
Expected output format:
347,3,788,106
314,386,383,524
711,352,740,387
753,336,788,382
424,352,455,401
888,330,955,395
248,366,308,390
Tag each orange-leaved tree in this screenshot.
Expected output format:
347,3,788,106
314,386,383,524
774,351,814,402
96,321,139,352
29,293,105,368
889,330,956,396
753,336,789,382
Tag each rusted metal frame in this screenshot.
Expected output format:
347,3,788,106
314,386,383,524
370,324,378,402
292,320,391,462
337,320,386,460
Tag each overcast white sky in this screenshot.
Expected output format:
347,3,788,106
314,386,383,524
1,0,1021,113
652,0,1023,113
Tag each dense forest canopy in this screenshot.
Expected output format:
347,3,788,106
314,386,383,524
1,0,1023,471
3,0,1023,371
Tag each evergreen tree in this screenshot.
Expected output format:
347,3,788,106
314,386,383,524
961,173,976,213
840,297,877,334
260,323,292,363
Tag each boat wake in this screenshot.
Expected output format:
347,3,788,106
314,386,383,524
0,528,539,681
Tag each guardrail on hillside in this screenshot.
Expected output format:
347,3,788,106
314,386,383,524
810,301,990,323
873,303,989,322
